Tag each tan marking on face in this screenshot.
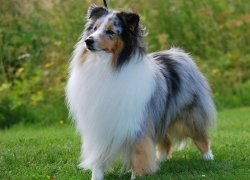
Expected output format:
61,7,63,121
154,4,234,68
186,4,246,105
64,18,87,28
111,37,123,67
94,21,101,29
106,22,113,30
96,36,124,67
131,136,158,176
96,37,115,52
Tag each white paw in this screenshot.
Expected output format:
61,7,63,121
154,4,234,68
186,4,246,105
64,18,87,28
91,165,104,180
131,171,136,180
202,151,214,160
91,177,104,180
91,172,104,180
77,162,86,170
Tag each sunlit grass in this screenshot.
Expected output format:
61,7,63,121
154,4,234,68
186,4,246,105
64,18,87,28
1,107,250,179
0,0,250,129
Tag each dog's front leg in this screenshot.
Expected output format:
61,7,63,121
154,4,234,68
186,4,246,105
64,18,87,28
131,135,158,176
91,165,104,180
131,170,136,180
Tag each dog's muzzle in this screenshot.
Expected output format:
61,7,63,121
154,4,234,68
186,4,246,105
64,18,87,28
85,37,95,51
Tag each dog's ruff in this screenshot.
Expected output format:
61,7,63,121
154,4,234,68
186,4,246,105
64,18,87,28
66,4,216,180
67,51,156,169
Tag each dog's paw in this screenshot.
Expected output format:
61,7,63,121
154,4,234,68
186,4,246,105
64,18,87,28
131,171,136,180
78,162,84,169
91,177,104,180
78,162,89,170
202,151,214,160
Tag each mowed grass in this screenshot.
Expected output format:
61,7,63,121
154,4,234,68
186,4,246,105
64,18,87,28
1,107,250,180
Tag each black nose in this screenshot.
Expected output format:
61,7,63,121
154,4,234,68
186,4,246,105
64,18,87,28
85,37,94,47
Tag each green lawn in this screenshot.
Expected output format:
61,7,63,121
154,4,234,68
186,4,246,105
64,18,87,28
1,107,250,180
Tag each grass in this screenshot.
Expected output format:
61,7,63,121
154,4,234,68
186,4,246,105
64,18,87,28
1,107,250,179
1,0,250,128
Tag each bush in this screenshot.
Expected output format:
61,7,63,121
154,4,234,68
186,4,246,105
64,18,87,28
0,97,36,128
0,0,249,128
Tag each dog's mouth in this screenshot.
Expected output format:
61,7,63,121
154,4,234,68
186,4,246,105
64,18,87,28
102,48,110,53
85,39,110,53
86,46,97,51
86,45,110,53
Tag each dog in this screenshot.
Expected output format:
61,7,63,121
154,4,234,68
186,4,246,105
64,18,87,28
66,4,216,180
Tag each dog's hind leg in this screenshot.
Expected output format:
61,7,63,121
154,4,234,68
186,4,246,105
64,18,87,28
156,136,172,162
192,136,214,160
180,105,214,160
131,135,158,177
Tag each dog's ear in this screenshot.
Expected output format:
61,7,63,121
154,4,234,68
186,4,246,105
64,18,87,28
117,12,140,33
87,4,108,20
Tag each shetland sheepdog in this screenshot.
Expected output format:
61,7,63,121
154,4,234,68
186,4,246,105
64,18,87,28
66,4,216,180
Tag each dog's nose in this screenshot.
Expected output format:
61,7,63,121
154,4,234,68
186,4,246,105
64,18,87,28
85,37,94,47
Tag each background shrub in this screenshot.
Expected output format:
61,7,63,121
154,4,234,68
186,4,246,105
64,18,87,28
0,0,249,128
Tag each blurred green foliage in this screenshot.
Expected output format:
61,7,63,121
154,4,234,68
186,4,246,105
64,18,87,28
0,0,249,128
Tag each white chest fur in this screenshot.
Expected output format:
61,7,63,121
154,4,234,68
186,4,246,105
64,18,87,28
66,51,156,168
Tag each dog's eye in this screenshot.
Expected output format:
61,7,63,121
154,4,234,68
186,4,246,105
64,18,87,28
94,26,97,31
106,30,115,35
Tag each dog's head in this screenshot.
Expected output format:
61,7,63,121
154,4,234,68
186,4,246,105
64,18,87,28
83,4,145,68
